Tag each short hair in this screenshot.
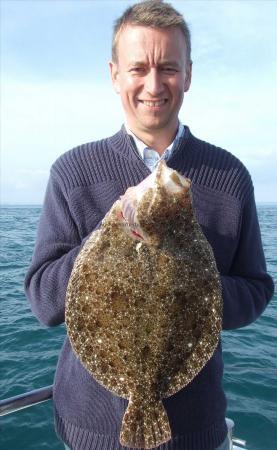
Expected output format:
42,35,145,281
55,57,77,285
112,0,191,65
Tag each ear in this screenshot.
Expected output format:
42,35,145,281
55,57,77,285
184,61,192,92
109,61,120,94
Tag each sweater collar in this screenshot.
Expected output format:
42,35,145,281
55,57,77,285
110,124,191,165
125,122,184,159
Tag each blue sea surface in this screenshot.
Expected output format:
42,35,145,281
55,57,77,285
0,204,276,450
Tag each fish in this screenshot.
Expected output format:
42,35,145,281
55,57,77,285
65,161,222,449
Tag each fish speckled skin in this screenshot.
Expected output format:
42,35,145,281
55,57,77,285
65,162,222,449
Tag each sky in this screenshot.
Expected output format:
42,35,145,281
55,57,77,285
1,0,277,204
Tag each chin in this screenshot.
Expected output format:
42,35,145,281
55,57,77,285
143,120,173,132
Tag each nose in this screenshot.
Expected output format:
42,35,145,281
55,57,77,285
144,68,164,96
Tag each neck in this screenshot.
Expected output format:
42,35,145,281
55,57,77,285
127,123,179,156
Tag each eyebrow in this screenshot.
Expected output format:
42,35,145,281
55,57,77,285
159,61,180,67
128,61,181,68
128,61,146,67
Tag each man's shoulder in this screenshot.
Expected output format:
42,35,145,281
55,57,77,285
47,130,126,193
53,133,118,170
52,128,125,174
189,132,245,170
187,130,253,201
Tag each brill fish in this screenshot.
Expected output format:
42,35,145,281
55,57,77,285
65,161,222,449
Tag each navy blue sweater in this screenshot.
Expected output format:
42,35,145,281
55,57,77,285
25,126,274,450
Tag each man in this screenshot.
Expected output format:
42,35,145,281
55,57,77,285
25,1,274,450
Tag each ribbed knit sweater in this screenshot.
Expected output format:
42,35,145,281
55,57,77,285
25,126,274,450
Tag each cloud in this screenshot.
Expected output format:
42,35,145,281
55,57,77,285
1,78,124,165
1,0,129,82
1,79,125,203
1,168,49,205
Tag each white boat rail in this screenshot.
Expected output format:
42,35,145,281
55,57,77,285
0,385,53,416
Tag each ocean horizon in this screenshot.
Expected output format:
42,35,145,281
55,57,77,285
1,201,277,208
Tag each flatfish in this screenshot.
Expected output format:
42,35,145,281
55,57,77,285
65,161,222,449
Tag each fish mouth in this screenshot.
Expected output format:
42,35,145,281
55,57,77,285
118,162,191,243
156,161,191,194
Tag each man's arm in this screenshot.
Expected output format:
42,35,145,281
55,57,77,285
221,191,274,330
24,170,99,327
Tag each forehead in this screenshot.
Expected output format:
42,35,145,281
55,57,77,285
116,25,187,64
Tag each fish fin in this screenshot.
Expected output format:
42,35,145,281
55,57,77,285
120,394,171,449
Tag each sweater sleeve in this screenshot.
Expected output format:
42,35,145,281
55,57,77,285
24,169,99,327
221,190,274,330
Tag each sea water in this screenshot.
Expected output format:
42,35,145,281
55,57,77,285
0,204,276,450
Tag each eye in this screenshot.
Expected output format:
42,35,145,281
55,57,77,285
130,67,145,74
161,67,178,74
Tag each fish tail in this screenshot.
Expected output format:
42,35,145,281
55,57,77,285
120,394,171,449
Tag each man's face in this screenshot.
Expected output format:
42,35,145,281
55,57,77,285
110,25,191,139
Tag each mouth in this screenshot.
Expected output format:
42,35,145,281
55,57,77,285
138,99,168,108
